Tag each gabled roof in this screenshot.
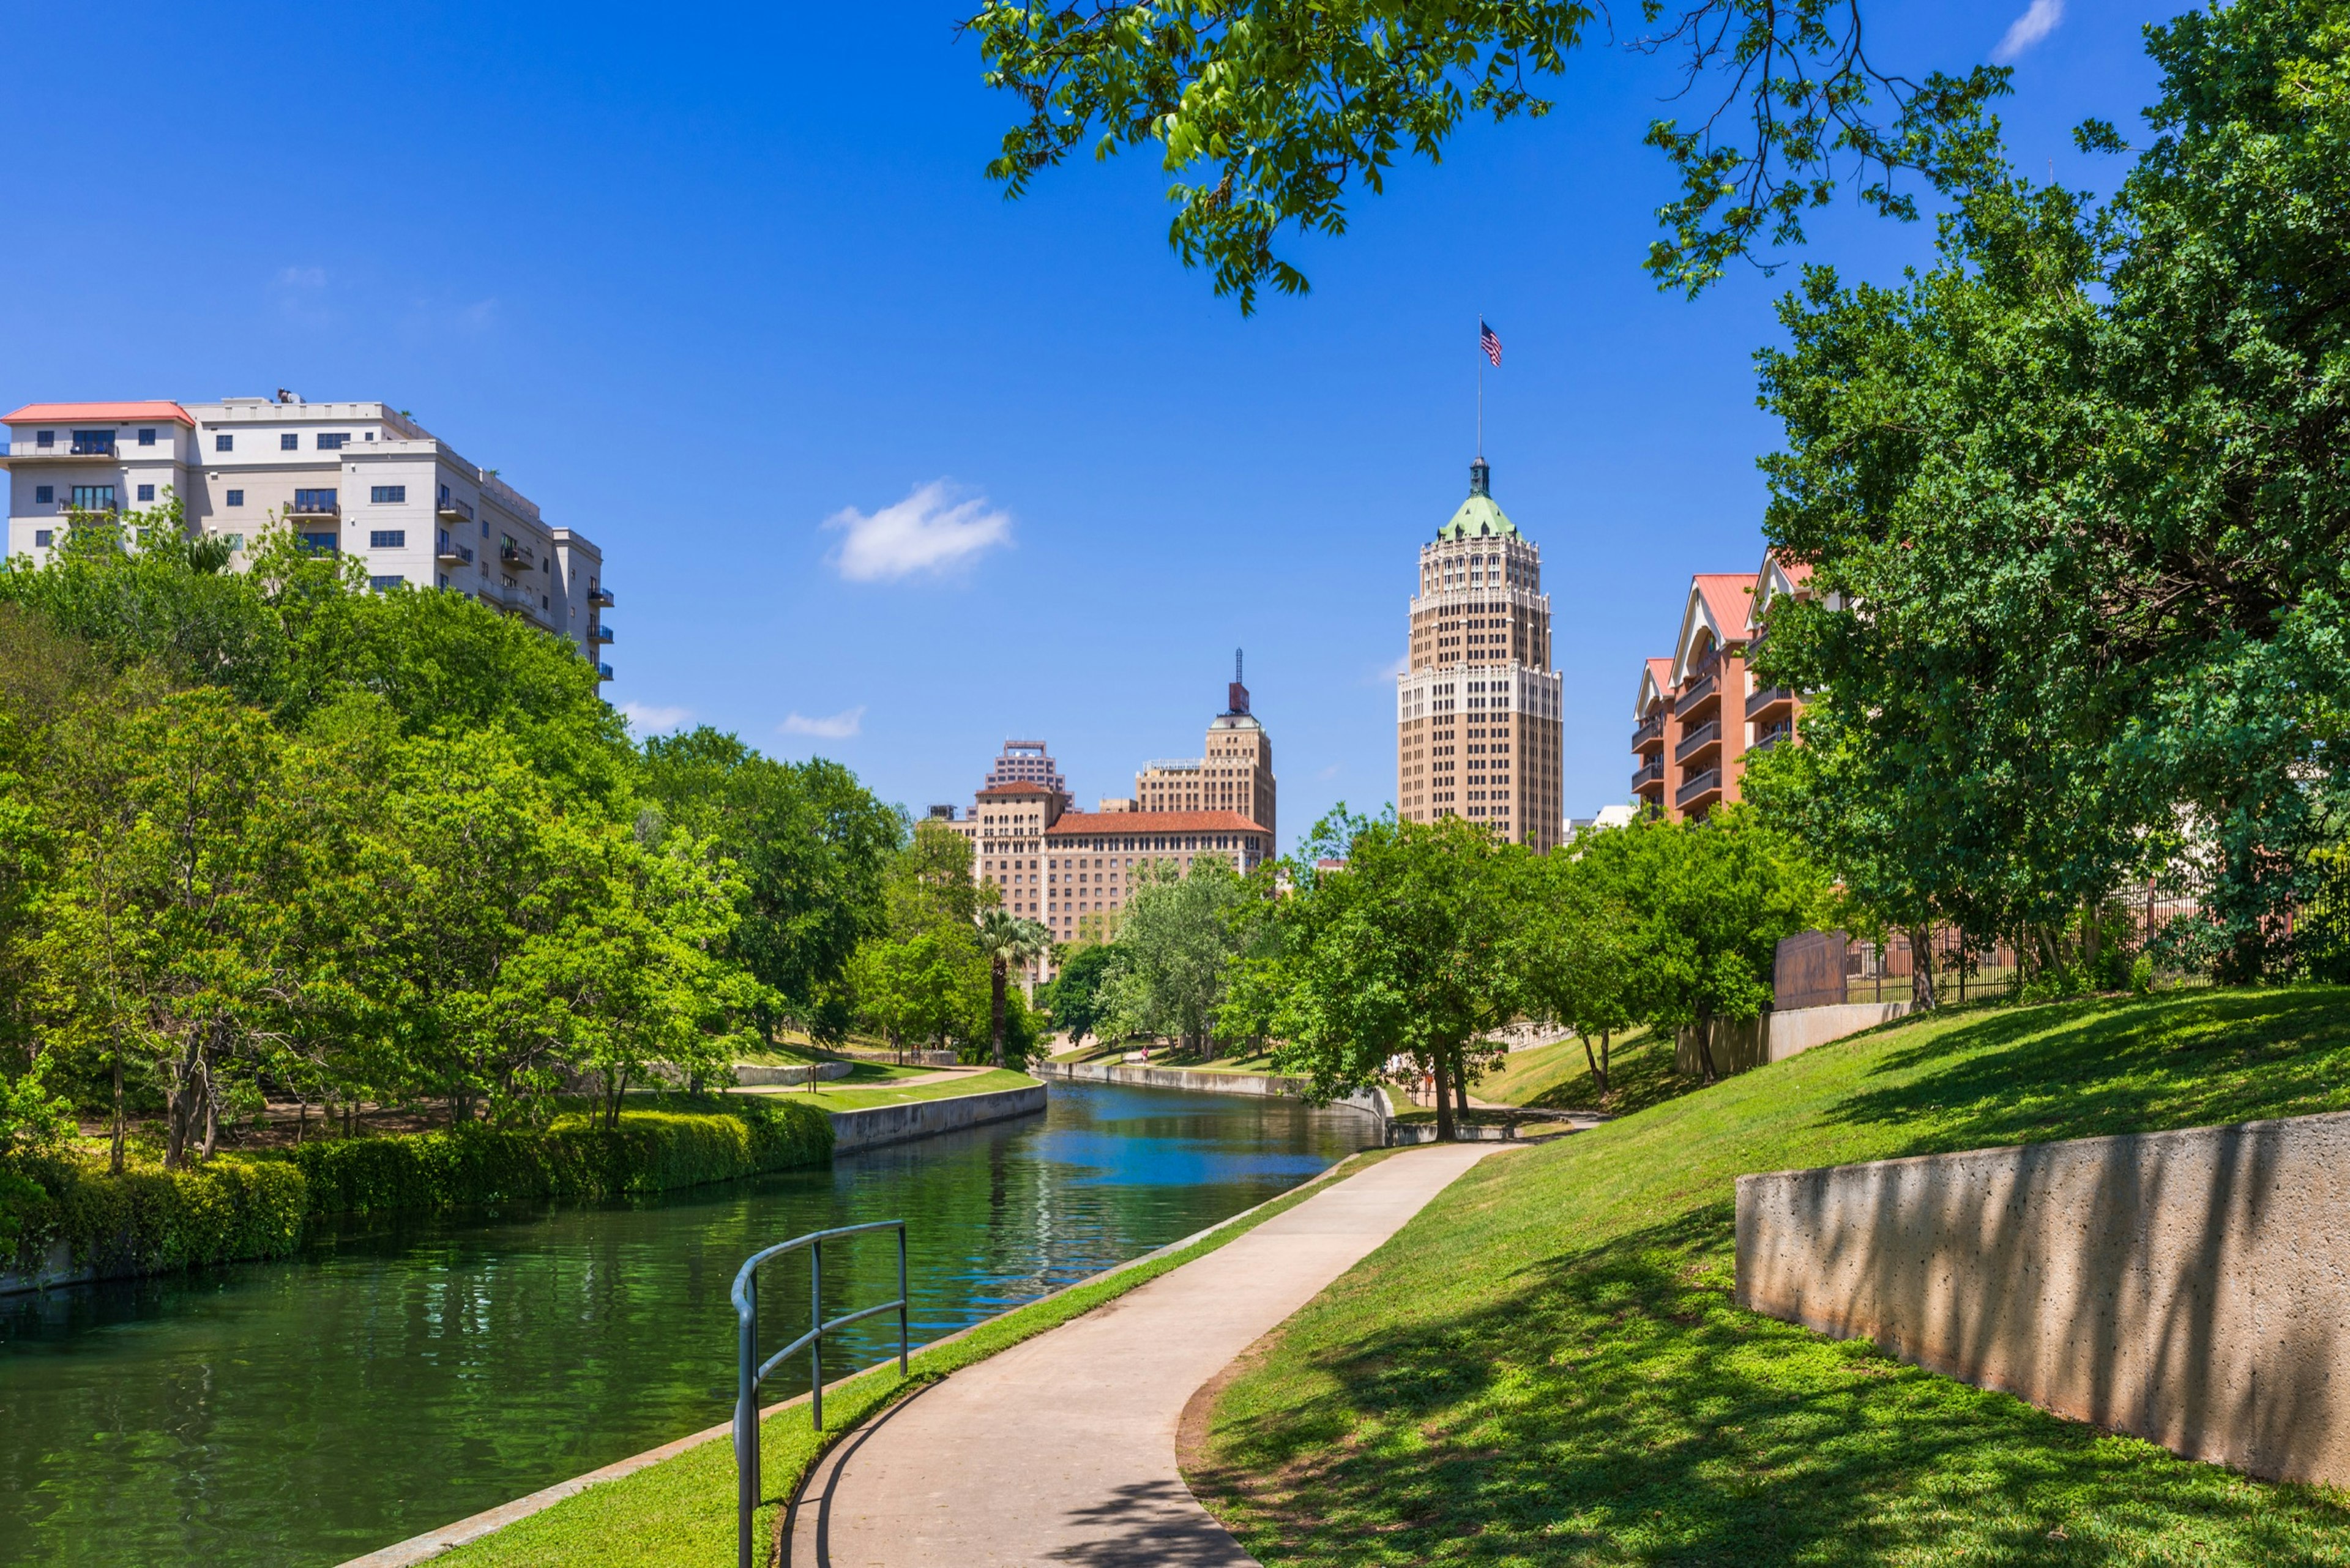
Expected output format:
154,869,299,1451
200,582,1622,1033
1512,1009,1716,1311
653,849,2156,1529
4,400,195,426
1048,810,1269,839
1750,550,1813,632
1669,573,1755,686
1636,657,1672,718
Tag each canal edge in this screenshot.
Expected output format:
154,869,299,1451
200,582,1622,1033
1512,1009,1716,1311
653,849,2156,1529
335,1139,1400,1567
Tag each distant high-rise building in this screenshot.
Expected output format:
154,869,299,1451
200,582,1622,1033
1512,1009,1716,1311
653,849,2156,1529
1133,652,1277,842
1395,460,1563,851
982,739,1071,810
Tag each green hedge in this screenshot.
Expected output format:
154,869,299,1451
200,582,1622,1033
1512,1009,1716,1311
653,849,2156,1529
7,1157,309,1280
290,1101,833,1217
3,1101,832,1283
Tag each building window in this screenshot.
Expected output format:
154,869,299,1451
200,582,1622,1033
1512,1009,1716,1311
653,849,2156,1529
293,488,337,513
138,428,157,446
34,431,53,449
136,484,155,502
370,530,405,549
34,486,51,504
369,574,403,591
318,433,348,450
225,489,244,507
215,434,234,452
71,430,115,455
370,485,406,504
69,485,116,511
280,433,299,451
218,533,243,550
33,531,51,548
300,532,338,556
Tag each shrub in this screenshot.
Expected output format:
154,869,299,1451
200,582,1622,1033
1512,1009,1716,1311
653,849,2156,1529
6,1156,307,1279
289,1100,832,1217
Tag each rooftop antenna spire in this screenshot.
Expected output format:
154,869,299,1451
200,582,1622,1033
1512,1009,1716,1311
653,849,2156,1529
1235,648,1243,685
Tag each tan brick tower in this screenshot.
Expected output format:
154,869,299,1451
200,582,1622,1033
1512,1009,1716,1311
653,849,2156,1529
1395,459,1564,851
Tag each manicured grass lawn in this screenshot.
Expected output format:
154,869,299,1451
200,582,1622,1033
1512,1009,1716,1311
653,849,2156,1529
1471,1026,1687,1118
435,1148,1401,1567
1191,987,2350,1566
795,1067,1035,1111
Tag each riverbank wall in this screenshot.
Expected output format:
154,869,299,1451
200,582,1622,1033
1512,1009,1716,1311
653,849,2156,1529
1033,1059,1389,1136
829,1083,1047,1155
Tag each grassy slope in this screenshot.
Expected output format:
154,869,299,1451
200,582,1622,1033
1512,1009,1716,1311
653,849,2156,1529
1474,1027,1686,1118
1192,988,2350,1567
436,1148,1401,1567
809,1067,1035,1110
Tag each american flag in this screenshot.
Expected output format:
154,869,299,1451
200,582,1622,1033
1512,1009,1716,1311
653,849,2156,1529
1479,318,1503,367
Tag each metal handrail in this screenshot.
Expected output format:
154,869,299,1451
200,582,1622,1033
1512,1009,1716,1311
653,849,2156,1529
730,1219,908,1568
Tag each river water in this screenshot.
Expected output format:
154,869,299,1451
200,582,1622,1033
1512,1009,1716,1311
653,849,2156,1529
0,1081,1372,1566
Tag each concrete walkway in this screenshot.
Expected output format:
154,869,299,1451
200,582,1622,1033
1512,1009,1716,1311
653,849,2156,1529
786,1143,1502,1567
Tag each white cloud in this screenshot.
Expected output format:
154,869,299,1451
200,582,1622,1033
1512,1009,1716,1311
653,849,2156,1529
780,706,866,740
277,265,326,289
1992,0,2064,63
621,701,693,733
822,481,1012,582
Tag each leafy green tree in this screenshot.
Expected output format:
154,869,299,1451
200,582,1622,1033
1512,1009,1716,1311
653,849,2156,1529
1240,810,1525,1141
1513,836,1636,1098
972,908,1051,1068
1095,858,1257,1056
1753,0,2350,982
636,726,899,1040
1595,812,1827,1083
1041,941,1117,1047
969,0,2007,307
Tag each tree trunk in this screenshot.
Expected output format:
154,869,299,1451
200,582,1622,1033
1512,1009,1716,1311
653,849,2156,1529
1693,1016,1720,1085
110,1053,125,1175
296,1098,308,1147
990,960,1008,1069
1452,1052,1471,1126
1908,926,1938,1010
200,1059,218,1163
1580,1031,1606,1098
1600,1029,1613,1095
1431,1052,1457,1143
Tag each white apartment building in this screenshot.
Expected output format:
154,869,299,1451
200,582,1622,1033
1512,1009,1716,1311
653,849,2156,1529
1,395,613,676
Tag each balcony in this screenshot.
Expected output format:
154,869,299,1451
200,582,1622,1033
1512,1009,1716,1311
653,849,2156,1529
4,441,116,461
435,531,474,564
1674,671,1718,719
290,489,339,517
1746,684,1794,722
1632,758,1665,794
1632,710,1665,752
498,538,535,571
436,494,474,523
1674,719,1721,767
1752,722,1794,752
589,587,613,607
594,625,614,643
1676,767,1723,810
596,662,614,682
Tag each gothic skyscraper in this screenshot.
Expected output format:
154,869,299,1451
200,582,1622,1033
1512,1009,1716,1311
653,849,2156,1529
1395,460,1564,851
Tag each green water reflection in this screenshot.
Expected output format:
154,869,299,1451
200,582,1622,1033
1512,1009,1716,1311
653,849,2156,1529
0,1082,1370,1566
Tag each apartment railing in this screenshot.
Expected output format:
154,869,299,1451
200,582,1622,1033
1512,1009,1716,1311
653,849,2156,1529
1752,723,1794,752
499,539,535,570
1674,672,1718,717
1745,684,1794,720
594,625,614,643
436,494,474,523
1674,719,1721,766
435,531,474,564
1632,711,1665,750
1675,767,1722,808
1632,758,1665,791
596,662,614,681
589,587,613,607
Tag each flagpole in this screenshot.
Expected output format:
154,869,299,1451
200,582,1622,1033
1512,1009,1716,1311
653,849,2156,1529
1476,324,1484,460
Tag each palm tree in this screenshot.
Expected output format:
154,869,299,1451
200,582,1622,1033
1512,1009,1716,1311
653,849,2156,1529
974,908,1051,1068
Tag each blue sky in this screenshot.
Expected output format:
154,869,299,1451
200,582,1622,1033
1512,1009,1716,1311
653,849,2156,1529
1,1,2179,847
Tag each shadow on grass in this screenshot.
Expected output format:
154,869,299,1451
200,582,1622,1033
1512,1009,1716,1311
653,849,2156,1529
1514,1032,1695,1121
1193,1203,2350,1567
1822,987,2350,1158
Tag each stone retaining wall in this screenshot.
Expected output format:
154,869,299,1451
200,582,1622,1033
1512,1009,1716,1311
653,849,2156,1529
1032,1059,1389,1135
732,1060,853,1087
1735,1108,2350,1486
1676,1001,1915,1077
828,1083,1048,1155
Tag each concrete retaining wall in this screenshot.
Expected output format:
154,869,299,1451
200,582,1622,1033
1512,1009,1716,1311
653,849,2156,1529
1735,1108,2350,1487
1032,1059,1389,1134
1677,1001,1915,1077
828,1083,1047,1155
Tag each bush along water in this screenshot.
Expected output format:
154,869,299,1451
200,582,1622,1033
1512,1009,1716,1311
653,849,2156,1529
2,1099,832,1288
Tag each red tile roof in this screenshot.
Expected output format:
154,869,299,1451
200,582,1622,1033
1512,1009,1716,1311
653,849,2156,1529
1693,573,1755,640
3,401,193,426
1048,810,1270,839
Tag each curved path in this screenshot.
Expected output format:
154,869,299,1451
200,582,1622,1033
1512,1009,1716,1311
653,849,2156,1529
785,1143,1502,1567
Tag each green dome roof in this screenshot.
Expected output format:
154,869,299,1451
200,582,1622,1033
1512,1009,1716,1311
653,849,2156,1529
1438,493,1518,541
1437,460,1519,540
